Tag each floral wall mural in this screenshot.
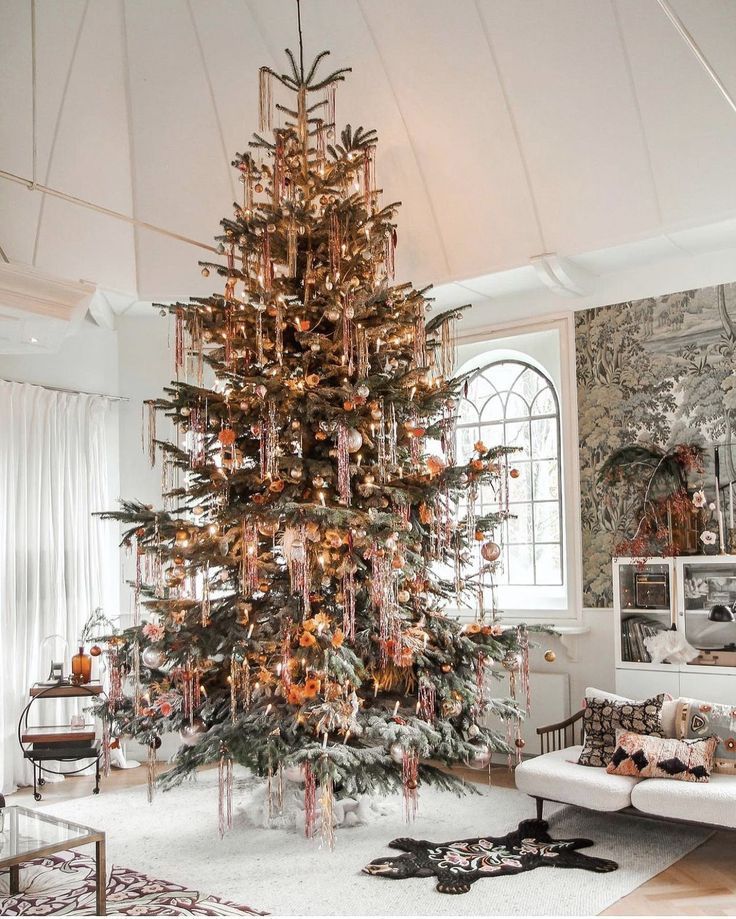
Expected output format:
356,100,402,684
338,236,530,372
576,282,736,607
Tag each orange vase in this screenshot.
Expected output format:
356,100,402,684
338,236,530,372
71,646,92,684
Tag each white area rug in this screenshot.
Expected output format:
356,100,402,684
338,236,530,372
36,770,710,916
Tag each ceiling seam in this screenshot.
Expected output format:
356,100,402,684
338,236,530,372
473,0,547,255
610,0,671,247
185,0,237,202
30,0,91,268
355,0,452,279
655,0,736,116
120,0,142,299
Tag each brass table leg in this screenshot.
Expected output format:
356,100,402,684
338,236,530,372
9,864,19,895
95,838,106,916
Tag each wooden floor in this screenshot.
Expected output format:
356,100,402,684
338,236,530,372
11,763,736,915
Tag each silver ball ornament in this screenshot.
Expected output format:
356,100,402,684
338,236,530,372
466,743,492,769
141,647,165,670
179,718,207,746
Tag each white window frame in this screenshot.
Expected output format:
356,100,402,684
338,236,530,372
447,314,584,625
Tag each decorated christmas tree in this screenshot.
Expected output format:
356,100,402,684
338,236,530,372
99,28,530,846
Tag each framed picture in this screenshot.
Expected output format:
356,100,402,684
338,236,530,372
634,572,669,609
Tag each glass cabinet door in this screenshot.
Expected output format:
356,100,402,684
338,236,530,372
680,559,736,667
616,561,673,664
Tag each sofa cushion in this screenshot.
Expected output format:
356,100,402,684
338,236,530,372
607,730,718,782
586,686,677,737
676,697,736,774
631,772,736,828
515,745,640,812
578,694,665,767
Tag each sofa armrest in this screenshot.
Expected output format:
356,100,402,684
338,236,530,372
537,709,584,754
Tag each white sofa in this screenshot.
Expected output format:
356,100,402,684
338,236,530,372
515,698,736,831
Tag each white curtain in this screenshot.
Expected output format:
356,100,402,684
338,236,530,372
0,381,115,794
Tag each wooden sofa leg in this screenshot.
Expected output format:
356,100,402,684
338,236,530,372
535,797,544,821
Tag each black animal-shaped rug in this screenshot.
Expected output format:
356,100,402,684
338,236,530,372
362,819,618,894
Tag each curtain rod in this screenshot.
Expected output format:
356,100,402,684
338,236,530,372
1,378,129,402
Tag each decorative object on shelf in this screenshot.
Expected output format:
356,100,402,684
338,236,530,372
362,819,617,893
38,634,69,686
578,694,665,767
643,627,698,665
71,646,92,685
601,442,704,563
606,730,718,782
93,0,530,843
708,604,735,623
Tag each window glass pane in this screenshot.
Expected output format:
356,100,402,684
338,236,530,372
467,372,497,403
532,460,559,500
534,501,561,542
456,426,479,463
515,368,545,403
457,398,479,426
479,483,501,514
508,463,532,501
531,387,556,416
508,544,534,584
535,544,562,585
479,394,504,423
479,421,503,450
505,392,530,420
504,421,530,458
531,417,557,459
507,503,533,544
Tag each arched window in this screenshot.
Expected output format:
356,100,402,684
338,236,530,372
456,359,563,587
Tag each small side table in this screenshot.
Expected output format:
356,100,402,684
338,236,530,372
0,805,106,915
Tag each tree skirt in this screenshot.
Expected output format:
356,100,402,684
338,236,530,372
30,770,712,916
0,850,266,916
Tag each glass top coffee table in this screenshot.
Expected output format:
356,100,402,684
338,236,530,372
0,805,106,915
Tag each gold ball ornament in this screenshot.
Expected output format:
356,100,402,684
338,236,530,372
201,267,210,278
544,649,557,663
515,737,526,749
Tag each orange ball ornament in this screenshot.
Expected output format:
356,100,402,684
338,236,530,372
218,428,236,446
510,468,520,479
89,645,102,657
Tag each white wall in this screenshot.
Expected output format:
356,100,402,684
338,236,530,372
116,313,175,615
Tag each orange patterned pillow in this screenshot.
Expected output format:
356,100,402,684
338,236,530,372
606,730,718,782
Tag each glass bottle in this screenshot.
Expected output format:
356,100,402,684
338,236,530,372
71,645,92,684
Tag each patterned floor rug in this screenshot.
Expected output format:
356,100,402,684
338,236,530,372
0,850,267,916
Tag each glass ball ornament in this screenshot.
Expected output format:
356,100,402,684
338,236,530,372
389,742,405,764
442,698,462,718
544,649,556,663
141,647,165,670
179,718,207,747
466,743,492,769
346,428,363,453
356,384,370,399
481,541,501,562
467,723,481,739
282,764,304,783
89,644,102,657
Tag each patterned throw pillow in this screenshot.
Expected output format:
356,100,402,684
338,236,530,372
577,694,665,767
607,730,718,782
676,698,736,775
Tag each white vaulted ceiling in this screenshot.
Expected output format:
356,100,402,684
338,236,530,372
2,0,736,317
